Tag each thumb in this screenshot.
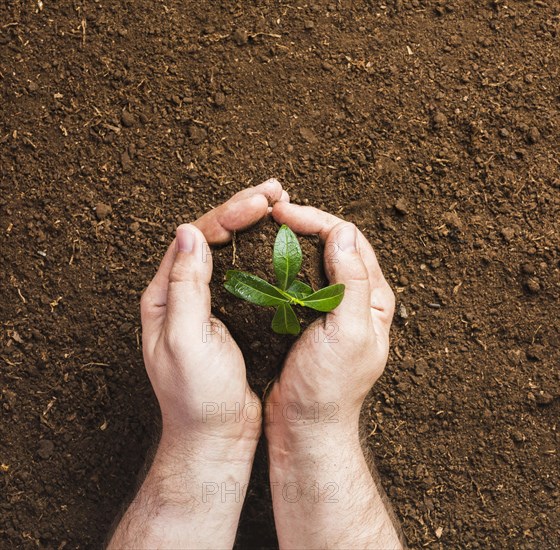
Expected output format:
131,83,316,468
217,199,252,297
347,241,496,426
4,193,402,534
165,224,213,336
324,222,371,326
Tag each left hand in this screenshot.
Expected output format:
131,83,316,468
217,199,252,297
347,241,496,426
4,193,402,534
265,202,395,444
140,179,289,451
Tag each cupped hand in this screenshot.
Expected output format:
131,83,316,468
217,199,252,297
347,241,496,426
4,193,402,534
140,180,288,450
265,202,395,440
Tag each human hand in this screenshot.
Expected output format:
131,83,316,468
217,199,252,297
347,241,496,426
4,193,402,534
263,203,402,550
140,179,288,452
110,181,290,550
265,202,395,442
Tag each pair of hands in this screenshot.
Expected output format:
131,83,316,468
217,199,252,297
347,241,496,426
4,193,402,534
110,179,401,550
140,179,395,456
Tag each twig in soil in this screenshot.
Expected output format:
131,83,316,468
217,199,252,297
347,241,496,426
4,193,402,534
49,296,62,312
288,160,297,179
69,240,78,265
10,275,27,303
42,397,57,417
1,356,22,367
231,230,237,266
81,18,86,46
101,122,121,134
250,32,282,39
40,415,56,430
17,288,26,303
475,338,487,351
262,375,278,402
129,215,160,227
22,136,37,149
467,471,487,507
482,154,495,166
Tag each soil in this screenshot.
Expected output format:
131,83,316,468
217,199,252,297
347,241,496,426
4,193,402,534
213,219,326,395
1,1,559,549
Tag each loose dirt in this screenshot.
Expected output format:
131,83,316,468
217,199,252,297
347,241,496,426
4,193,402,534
1,1,559,548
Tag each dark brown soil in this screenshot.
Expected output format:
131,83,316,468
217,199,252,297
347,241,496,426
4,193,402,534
1,1,559,549
212,218,326,396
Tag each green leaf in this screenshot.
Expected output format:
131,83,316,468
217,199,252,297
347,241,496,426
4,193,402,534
273,224,302,290
301,284,345,312
286,280,313,300
224,270,289,307
271,303,300,335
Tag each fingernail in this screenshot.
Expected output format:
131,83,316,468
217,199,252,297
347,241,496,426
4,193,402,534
338,224,357,252
176,225,195,253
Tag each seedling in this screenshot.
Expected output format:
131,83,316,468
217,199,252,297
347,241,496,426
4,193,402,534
224,225,345,335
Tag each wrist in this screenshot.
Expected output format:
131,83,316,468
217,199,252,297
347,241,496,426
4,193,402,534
266,420,362,471
264,389,361,456
159,425,260,466
158,395,262,461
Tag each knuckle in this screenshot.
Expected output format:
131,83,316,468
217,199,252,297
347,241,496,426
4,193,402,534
333,220,354,234
168,259,190,284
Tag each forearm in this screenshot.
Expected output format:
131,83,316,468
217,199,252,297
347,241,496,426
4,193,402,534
268,426,402,550
109,435,257,549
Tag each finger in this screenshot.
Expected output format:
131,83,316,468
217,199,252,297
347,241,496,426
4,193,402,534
354,235,395,324
273,201,389,287
272,202,394,325
195,178,284,244
141,241,178,325
272,201,339,241
268,189,290,213
323,222,372,327
164,224,212,339
230,177,284,203
142,180,285,320
141,224,212,349
197,193,270,243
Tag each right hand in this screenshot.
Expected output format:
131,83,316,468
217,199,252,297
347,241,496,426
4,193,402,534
265,203,395,441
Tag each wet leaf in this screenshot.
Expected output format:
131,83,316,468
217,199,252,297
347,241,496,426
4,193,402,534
273,224,302,290
271,303,300,335
225,270,289,306
301,284,345,312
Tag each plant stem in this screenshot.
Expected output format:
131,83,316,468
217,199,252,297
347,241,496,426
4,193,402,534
277,288,304,306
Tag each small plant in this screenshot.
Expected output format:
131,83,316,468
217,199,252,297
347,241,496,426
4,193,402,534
224,225,345,335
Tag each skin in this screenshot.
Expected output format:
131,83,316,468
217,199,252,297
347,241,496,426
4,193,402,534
109,181,404,549
266,202,403,549
108,179,287,549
